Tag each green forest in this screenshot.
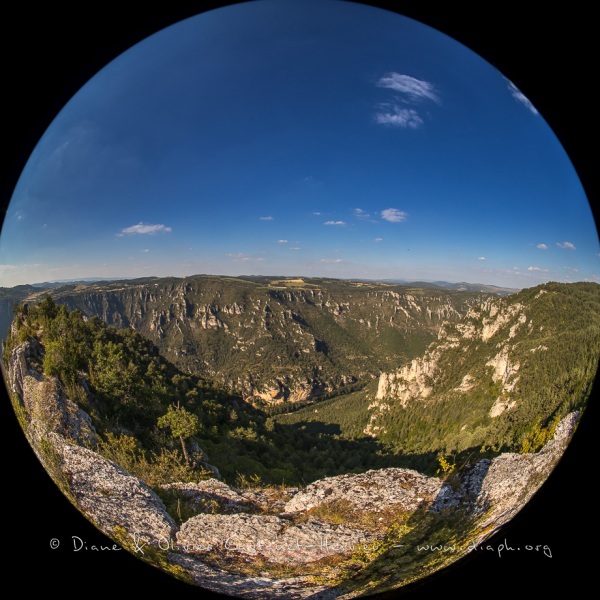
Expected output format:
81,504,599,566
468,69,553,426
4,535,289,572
279,282,600,472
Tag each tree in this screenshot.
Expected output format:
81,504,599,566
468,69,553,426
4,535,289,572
157,403,200,465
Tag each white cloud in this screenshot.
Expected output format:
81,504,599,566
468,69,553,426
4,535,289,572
226,253,263,262
537,243,548,250
259,216,273,221
324,220,346,226
506,80,538,115
119,222,172,235
374,73,439,130
0,264,18,271
478,257,486,261
354,208,370,219
319,258,343,263
373,237,383,242
556,241,576,250
380,208,408,223
375,106,423,129
277,240,288,243
290,247,301,251
312,212,322,216
141,249,150,253
377,73,440,103
527,266,549,272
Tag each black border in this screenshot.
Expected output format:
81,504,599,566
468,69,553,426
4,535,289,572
2,1,597,597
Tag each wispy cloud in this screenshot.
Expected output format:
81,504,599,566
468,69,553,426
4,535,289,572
324,220,346,226
354,208,370,219
373,237,383,242
478,257,486,261
119,222,172,235
537,243,548,250
374,106,423,129
506,80,538,115
319,258,343,263
527,266,549,272
312,211,322,216
141,249,150,253
377,73,440,103
290,247,301,251
556,241,576,250
380,208,408,223
226,253,265,262
259,216,273,221
277,239,288,243
374,72,439,130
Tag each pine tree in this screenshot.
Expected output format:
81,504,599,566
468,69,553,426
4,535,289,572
157,403,200,465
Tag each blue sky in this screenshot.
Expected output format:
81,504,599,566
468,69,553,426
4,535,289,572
0,0,597,288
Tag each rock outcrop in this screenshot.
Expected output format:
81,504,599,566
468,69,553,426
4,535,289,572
4,327,584,599
7,341,176,547
9,339,98,447
367,293,534,434
284,468,443,514
177,513,377,565
162,479,259,514
467,411,578,529
50,432,177,545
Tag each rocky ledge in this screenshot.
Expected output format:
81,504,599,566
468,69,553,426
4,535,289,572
6,340,580,599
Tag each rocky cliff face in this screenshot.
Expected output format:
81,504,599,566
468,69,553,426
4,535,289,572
9,339,98,447
5,337,580,599
365,292,534,435
6,340,177,544
14,276,488,405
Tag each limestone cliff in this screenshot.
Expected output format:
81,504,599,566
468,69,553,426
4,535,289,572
365,291,535,435
8,276,488,405
6,340,177,545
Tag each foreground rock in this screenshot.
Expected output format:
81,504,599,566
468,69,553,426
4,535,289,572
10,339,98,447
6,338,582,599
50,433,177,545
162,479,299,514
177,513,378,565
285,468,443,514
467,411,578,529
162,480,258,513
167,553,340,600
9,347,176,546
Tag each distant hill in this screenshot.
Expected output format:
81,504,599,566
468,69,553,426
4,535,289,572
376,279,520,296
1,275,491,402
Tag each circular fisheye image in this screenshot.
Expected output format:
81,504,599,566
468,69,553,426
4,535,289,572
1,1,598,598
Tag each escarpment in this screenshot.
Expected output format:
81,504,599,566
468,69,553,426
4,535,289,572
4,276,492,405
363,282,599,453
